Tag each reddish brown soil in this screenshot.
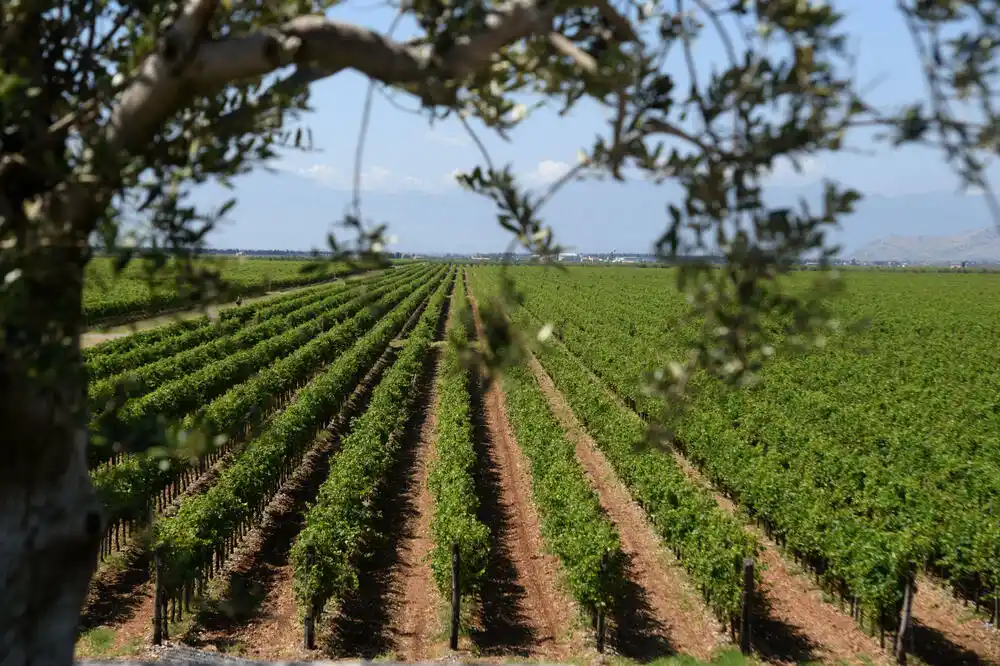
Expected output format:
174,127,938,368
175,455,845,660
910,575,1000,666
179,283,446,661
83,384,311,615
181,323,411,659
644,423,890,664
387,340,447,661
187,445,325,662
531,330,892,665
532,316,1000,666
662,413,1000,666
466,279,582,661
527,355,726,661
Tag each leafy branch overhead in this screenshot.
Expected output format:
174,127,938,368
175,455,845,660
3,0,1000,403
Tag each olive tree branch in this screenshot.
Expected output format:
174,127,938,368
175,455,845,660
43,0,637,238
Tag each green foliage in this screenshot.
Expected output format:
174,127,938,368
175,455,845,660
90,268,440,526
470,267,760,624
291,272,454,616
82,257,359,325
154,267,449,593
499,264,1000,625
87,268,422,451
427,278,491,597
500,358,624,615
85,281,351,380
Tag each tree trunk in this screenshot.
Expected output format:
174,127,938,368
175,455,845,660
0,241,102,666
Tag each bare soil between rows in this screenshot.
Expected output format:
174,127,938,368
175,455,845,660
465,279,581,662
385,314,451,661
76,290,431,659
318,283,452,660
537,329,890,665
181,294,439,660
527,355,726,662
81,367,333,631
536,318,999,666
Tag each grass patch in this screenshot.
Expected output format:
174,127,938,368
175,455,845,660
606,648,764,666
75,627,144,660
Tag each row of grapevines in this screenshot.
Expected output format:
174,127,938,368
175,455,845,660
83,257,363,325
426,276,490,597
87,266,425,380
84,319,206,361
154,268,448,595
91,269,444,527
82,265,407,361
469,269,760,625
499,358,623,616
101,269,436,452
508,267,1000,622
189,270,441,438
86,285,346,379
84,279,367,379
86,273,430,476
290,273,453,620
88,266,425,412
82,278,346,361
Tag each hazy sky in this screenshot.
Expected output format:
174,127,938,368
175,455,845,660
190,0,1000,255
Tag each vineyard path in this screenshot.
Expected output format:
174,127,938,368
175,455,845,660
382,307,450,661
533,326,891,666
540,325,1000,666
527,354,727,662
466,278,583,662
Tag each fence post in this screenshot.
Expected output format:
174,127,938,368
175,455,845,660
895,577,915,665
152,548,163,645
596,551,608,654
740,557,754,655
304,550,316,650
450,543,461,650
161,593,169,641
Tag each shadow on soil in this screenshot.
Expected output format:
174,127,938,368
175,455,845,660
321,340,443,659
610,551,677,660
187,345,407,653
912,620,1000,666
80,549,153,632
747,585,819,664
185,493,302,653
467,372,537,657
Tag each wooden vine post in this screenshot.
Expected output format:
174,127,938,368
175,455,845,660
596,551,608,654
740,557,754,655
450,542,461,651
895,576,915,665
152,547,163,646
303,550,316,650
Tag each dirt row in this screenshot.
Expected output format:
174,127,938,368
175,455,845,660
182,336,409,660
523,304,1000,666
75,287,436,660
80,268,999,665
465,282,586,662
299,271,592,662
460,280,751,663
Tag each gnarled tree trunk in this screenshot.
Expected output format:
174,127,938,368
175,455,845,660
0,242,102,666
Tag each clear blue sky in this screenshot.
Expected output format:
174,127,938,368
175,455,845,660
192,0,1000,255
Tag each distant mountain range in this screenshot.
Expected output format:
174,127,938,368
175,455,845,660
851,227,1000,264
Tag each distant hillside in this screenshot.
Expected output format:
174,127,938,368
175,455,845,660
851,227,1000,264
